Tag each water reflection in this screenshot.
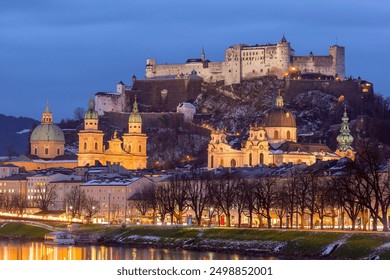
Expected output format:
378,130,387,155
0,240,274,260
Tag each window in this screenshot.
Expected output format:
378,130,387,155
57,148,60,155
274,130,279,139
95,142,98,150
34,148,37,155
45,148,48,155
249,153,252,166
287,130,291,140
260,153,264,164
139,145,141,153
84,142,87,150
230,159,236,168
220,159,224,167
211,155,214,168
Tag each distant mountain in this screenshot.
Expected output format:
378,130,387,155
0,114,39,156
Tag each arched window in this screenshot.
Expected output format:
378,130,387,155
260,153,264,165
95,142,98,150
220,159,224,167
249,153,252,166
287,130,291,140
84,142,87,150
128,145,132,152
138,145,142,153
274,130,279,139
57,148,60,155
231,159,236,168
211,155,214,168
34,148,37,155
45,148,49,155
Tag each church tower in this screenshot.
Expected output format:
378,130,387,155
243,124,269,166
336,107,355,160
77,98,104,167
122,97,148,169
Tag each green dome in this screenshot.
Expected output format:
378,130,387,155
129,98,142,123
84,98,98,119
30,124,65,143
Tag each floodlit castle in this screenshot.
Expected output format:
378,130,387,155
207,94,354,169
78,98,148,169
145,36,345,85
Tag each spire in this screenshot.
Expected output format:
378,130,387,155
337,106,354,152
84,98,98,120
201,47,205,62
44,100,51,113
280,34,287,43
128,96,142,124
41,101,53,124
132,95,139,114
275,89,284,107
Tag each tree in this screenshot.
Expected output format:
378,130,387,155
65,186,86,218
169,173,189,224
253,175,277,228
11,194,27,215
346,144,390,232
212,171,237,227
83,196,100,222
187,169,212,226
130,184,156,222
273,187,289,228
73,107,85,121
0,193,14,212
34,184,57,212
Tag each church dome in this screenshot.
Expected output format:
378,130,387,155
30,123,65,143
265,95,296,128
85,98,98,119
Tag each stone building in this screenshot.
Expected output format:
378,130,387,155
146,36,345,85
208,94,352,169
78,98,148,170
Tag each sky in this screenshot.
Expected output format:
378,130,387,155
1,0,390,121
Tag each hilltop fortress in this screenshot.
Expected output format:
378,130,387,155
145,36,345,85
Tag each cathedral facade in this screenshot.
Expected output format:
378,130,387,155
77,98,148,170
208,95,353,169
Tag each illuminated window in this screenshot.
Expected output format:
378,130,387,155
230,159,236,168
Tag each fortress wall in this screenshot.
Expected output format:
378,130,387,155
125,78,202,112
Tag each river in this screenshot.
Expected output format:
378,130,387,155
0,240,275,260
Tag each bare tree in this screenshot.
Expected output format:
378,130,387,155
187,169,212,226
34,184,57,212
11,194,27,215
65,186,85,218
346,144,390,232
169,173,189,224
212,171,237,227
273,187,289,228
130,184,155,219
0,193,14,212
253,175,277,228
83,196,100,222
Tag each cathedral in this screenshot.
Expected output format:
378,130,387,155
77,98,148,169
6,102,78,171
207,94,354,169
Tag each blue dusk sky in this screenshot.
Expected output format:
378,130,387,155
1,0,389,121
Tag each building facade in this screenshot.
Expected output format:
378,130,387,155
208,94,352,169
78,98,148,170
145,36,345,85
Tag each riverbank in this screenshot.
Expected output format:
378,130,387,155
2,221,390,259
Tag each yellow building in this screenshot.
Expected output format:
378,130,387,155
208,94,347,169
78,98,148,170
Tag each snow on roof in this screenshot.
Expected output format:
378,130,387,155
81,177,142,186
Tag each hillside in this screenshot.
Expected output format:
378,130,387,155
0,114,39,156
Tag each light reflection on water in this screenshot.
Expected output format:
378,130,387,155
0,240,275,260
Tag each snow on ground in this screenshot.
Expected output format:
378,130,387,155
321,234,351,257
